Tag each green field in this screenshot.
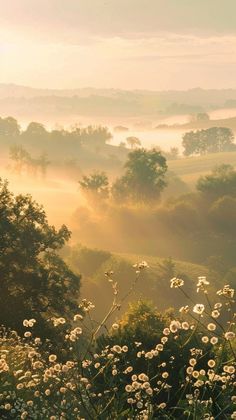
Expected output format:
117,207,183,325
168,151,236,187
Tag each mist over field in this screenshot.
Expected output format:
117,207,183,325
0,2,236,419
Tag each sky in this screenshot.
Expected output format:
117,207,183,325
0,0,236,90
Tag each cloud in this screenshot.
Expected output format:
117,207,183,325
0,2,236,90
1,0,236,44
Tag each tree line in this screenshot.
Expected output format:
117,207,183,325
182,127,235,156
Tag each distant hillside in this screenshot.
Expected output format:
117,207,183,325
2,84,236,119
63,246,222,322
161,116,236,131
168,151,236,187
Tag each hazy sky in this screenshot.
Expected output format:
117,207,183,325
1,0,236,90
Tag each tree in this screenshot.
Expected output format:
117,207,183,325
112,148,167,203
9,146,50,178
182,127,235,156
0,116,20,137
197,164,236,198
0,179,80,338
209,195,236,234
195,112,210,122
37,152,50,178
126,136,141,149
182,130,200,156
9,145,31,174
79,171,109,201
24,121,48,138
77,126,112,148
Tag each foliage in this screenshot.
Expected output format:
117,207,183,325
0,264,235,419
0,116,20,137
9,145,50,177
182,127,235,156
126,136,141,149
0,179,81,339
112,148,168,203
79,171,109,201
197,164,236,198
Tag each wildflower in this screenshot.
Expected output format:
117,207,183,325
125,385,132,393
170,320,181,333
59,317,66,324
112,323,119,330
182,322,190,330
207,323,216,331
163,328,170,335
217,285,234,298
124,366,133,374
170,277,184,288
224,366,235,374
49,354,57,363
73,314,83,321
193,304,205,315
158,403,167,409
133,261,149,271
202,336,209,343
211,310,220,318
225,331,235,340
138,373,149,382
24,331,31,338
196,276,209,293
112,345,122,353
142,381,150,389
28,319,36,327
127,398,134,404
179,305,189,313
208,360,216,368
145,351,153,359
156,344,164,351
210,337,218,345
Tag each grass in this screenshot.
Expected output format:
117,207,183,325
168,151,236,187
116,252,212,279
78,250,221,320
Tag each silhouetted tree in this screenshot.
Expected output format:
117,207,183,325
126,136,141,149
79,171,109,201
182,127,235,156
0,179,80,338
197,164,236,198
112,148,167,203
0,116,20,137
